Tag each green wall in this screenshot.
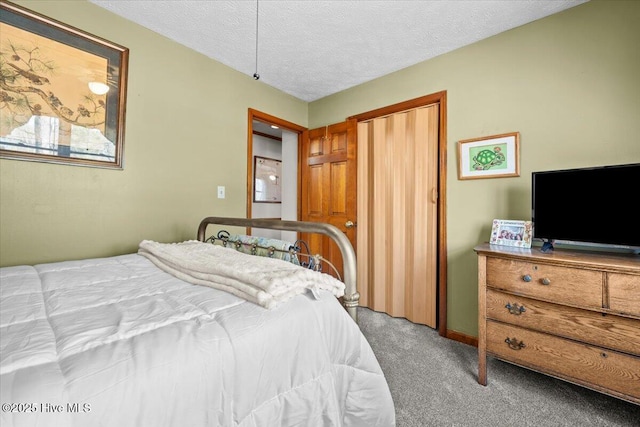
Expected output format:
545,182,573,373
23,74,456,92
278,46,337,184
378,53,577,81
1,1,639,338
0,0,307,266
309,0,640,336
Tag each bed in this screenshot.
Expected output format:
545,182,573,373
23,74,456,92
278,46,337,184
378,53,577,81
0,217,395,427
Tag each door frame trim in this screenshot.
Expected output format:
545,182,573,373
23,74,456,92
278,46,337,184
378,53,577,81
246,109,307,227
348,90,448,336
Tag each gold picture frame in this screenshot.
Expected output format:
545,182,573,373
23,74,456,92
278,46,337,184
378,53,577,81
457,132,520,180
0,0,129,169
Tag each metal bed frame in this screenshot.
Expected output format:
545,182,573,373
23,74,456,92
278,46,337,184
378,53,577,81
197,216,360,322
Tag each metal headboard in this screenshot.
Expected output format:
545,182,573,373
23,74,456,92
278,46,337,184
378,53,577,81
197,217,359,322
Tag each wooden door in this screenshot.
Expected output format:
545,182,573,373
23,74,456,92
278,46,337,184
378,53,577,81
357,105,439,327
300,119,357,280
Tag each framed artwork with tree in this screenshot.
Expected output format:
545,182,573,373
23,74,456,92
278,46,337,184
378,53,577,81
0,0,129,169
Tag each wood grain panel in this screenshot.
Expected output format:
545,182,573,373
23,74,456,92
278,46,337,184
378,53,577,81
356,105,438,326
332,130,347,153
330,162,346,215
487,258,602,308
487,321,640,402
609,273,640,317
308,165,323,216
487,289,640,355
309,133,323,156
412,106,438,326
371,117,388,312
390,112,406,316
477,254,488,385
357,122,371,306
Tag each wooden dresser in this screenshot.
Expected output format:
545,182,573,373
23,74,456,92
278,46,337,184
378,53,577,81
474,243,640,405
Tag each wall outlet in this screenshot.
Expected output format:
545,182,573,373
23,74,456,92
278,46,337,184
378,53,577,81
217,186,225,199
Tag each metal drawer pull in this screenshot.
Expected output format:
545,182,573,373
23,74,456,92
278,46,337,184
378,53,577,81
505,303,526,315
541,278,551,285
505,337,526,350
522,274,532,282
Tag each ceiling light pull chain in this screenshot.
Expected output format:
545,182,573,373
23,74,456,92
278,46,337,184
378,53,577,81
253,0,260,80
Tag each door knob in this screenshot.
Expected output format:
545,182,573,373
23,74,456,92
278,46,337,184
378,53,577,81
345,220,356,229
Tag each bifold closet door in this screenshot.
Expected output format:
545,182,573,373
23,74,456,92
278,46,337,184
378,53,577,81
357,105,438,327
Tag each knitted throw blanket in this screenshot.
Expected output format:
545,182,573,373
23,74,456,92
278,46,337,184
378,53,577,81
138,240,345,309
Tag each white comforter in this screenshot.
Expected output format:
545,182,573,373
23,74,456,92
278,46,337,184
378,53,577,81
0,254,395,427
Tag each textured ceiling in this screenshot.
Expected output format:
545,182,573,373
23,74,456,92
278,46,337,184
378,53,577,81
89,0,588,102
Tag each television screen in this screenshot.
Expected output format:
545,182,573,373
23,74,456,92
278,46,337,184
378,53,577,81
532,163,640,248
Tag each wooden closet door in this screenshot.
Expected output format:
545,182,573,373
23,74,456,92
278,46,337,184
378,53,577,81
357,105,439,327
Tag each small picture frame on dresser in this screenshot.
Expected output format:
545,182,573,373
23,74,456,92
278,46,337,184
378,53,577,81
489,219,532,248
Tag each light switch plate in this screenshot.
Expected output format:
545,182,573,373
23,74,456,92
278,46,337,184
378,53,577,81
217,186,225,199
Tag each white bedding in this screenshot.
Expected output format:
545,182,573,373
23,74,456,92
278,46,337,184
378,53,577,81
0,254,395,427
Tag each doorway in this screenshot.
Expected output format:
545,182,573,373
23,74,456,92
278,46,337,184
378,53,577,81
248,92,448,336
246,109,306,243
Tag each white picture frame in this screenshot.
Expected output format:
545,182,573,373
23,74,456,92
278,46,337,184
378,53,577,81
253,156,282,203
489,219,533,248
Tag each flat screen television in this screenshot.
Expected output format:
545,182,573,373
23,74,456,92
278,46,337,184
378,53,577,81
532,163,640,252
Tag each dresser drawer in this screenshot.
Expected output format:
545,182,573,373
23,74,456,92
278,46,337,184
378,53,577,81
486,258,602,308
609,273,640,317
486,289,640,356
487,321,640,402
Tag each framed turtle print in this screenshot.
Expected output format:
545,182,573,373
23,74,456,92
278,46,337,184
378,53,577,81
457,132,520,180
